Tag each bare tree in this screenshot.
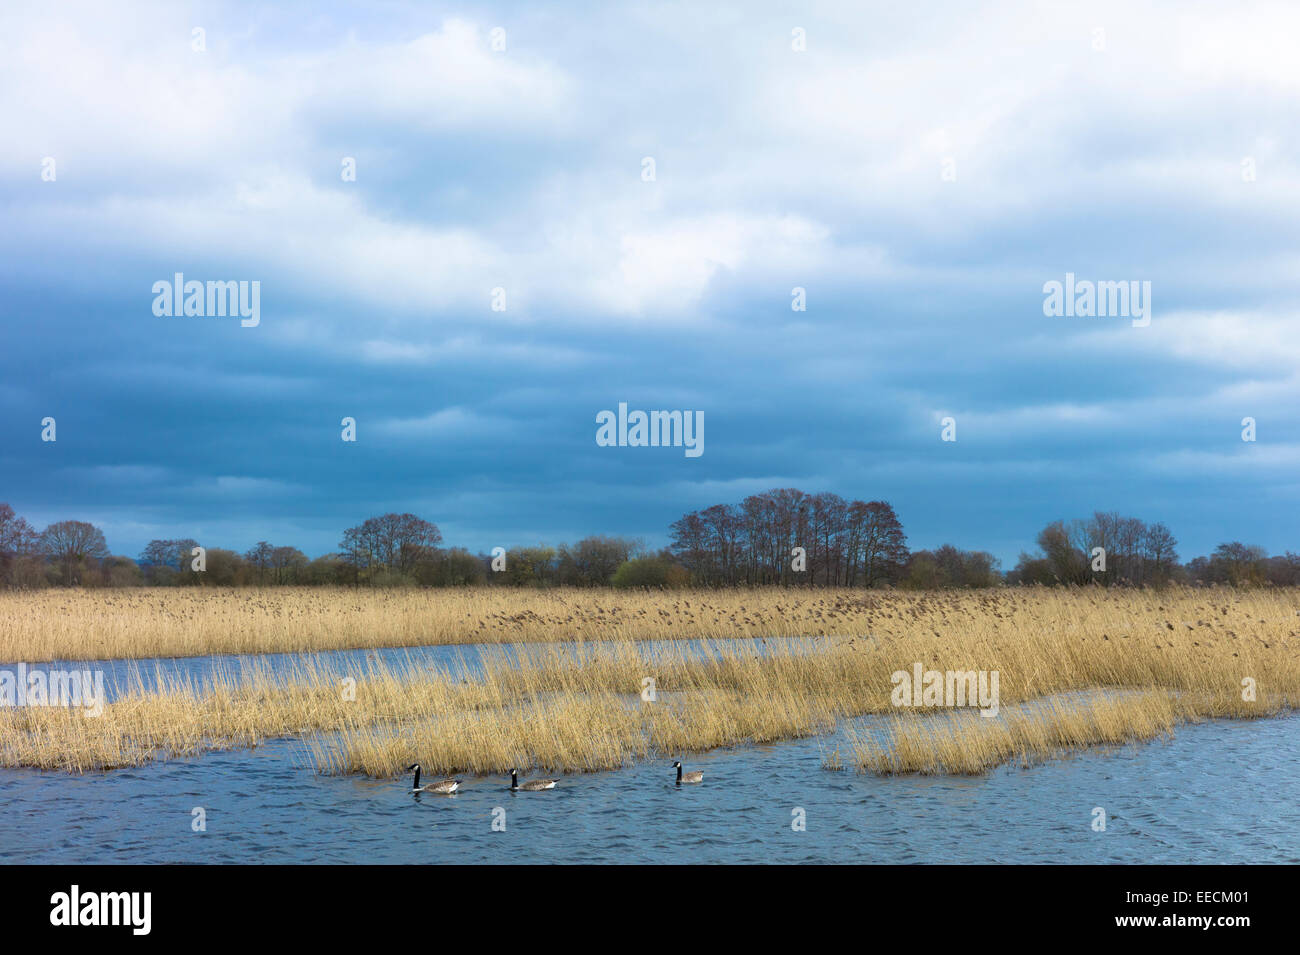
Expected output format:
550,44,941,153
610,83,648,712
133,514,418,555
244,541,274,584
41,520,109,586
670,490,907,588
340,513,442,582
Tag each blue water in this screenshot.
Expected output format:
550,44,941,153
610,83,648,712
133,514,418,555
2,637,813,703
3,710,1296,864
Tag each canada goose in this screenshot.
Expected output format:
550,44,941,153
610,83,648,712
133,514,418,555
672,760,703,784
509,768,557,791
406,763,460,794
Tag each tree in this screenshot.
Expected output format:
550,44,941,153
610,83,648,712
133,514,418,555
1021,514,1179,587
413,548,486,587
340,513,442,582
139,538,203,583
903,545,1000,589
270,545,308,584
1266,552,1300,586
244,541,274,584
203,548,249,586
1008,551,1055,586
848,500,909,587
305,553,351,586
669,490,907,588
0,503,39,587
1209,542,1268,586
612,553,690,589
0,503,37,555
1142,522,1179,586
668,510,713,583
41,520,109,586
498,546,557,586
1035,520,1090,585
808,492,848,586
101,555,143,587
903,552,943,589
557,536,638,586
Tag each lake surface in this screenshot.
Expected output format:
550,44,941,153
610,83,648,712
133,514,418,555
3,708,1296,864
2,637,817,703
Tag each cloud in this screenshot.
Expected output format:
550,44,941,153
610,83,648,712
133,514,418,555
3,1,1300,564
357,335,590,368
373,407,517,441
201,476,307,496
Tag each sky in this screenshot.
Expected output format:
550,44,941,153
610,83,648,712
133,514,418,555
1,0,1298,569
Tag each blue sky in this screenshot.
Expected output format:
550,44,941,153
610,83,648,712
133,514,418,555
2,1,1298,567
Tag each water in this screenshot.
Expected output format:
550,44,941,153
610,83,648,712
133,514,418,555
3,710,1296,864
2,637,813,703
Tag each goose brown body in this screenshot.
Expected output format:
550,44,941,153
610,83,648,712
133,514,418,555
510,769,557,791
672,760,704,783
406,763,460,794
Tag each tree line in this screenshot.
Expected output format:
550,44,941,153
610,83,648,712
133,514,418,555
1,497,1297,589
668,489,908,586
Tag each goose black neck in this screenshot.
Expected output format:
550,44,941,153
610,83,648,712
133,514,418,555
676,764,683,782
511,770,518,790
412,766,421,789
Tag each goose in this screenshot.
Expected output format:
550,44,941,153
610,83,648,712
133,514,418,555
406,763,460,794
509,768,557,791
672,760,704,784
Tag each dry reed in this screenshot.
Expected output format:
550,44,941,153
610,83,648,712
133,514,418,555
837,685,1292,776
2,587,1296,775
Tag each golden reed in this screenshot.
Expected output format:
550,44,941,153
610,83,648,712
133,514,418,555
0,587,1295,775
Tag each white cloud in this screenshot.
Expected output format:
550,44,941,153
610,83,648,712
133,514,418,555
202,476,306,496
61,464,172,484
358,335,588,367
374,406,517,440
310,19,572,130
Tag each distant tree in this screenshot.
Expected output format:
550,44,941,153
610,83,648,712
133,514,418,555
1209,542,1268,586
415,548,487,587
141,539,176,569
203,548,248,586
244,541,274,584
1034,520,1090,585
611,553,690,589
101,555,143,587
499,546,557,587
305,553,351,586
0,503,37,555
1008,551,1055,586
270,545,308,584
172,538,200,583
958,549,1001,587
1266,552,1300,586
340,513,442,582
902,552,943,589
1019,514,1178,587
808,492,848,587
41,520,109,586
849,500,909,587
0,503,40,587
670,490,907,587
139,538,200,583
905,545,1000,588
557,536,638,586
1142,522,1179,586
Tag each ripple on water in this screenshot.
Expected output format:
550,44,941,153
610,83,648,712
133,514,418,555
1,711,1297,863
